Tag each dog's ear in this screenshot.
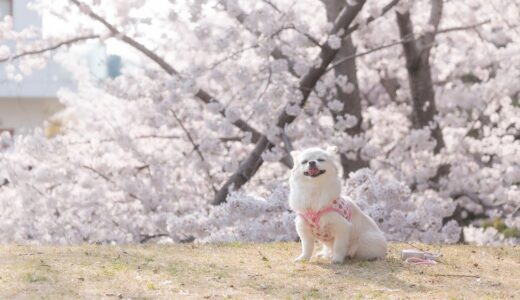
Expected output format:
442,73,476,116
326,145,338,154
290,150,300,159
290,151,300,169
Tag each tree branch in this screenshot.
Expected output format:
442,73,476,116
81,164,141,201
66,134,181,146
218,0,397,173
170,109,218,193
344,0,400,36
81,164,112,183
326,38,408,72
219,136,244,143
219,1,301,77
0,35,99,63
213,0,368,205
327,19,491,72
69,0,263,144
424,0,443,43
436,19,490,34
1,0,290,169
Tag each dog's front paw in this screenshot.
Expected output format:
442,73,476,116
293,254,311,263
331,255,345,265
316,250,332,259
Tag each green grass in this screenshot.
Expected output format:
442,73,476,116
23,272,48,283
0,243,519,299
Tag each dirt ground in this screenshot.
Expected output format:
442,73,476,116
0,242,518,299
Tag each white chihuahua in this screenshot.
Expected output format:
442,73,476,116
289,146,387,264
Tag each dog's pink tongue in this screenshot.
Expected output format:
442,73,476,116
308,167,320,176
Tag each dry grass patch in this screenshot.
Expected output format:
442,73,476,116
0,243,519,299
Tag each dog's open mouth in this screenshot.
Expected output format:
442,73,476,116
304,167,326,178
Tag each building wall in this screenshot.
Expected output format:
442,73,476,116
0,0,71,132
0,0,122,133
0,98,63,131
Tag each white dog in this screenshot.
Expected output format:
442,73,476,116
289,146,387,264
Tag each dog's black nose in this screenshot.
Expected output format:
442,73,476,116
309,161,316,167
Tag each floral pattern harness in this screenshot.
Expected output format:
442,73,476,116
299,198,352,242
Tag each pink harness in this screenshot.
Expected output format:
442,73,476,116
299,198,352,242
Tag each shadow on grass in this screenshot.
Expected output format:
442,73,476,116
312,255,428,294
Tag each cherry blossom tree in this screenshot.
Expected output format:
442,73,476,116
0,0,518,245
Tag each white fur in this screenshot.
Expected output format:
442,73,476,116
289,147,387,264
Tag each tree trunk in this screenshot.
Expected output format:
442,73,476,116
323,0,368,178
396,0,445,153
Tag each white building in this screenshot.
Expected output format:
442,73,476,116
0,0,121,135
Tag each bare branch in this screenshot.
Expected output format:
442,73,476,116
219,1,301,77
219,136,243,143
207,25,296,70
81,165,113,183
327,19,490,72
256,57,273,102
208,44,260,70
194,90,263,143
170,109,218,193
81,164,141,201
344,0,400,36
260,0,284,14
326,39,409,72
0,34,99,63
436,19,490,34
288,26,322,47
66,134,181,146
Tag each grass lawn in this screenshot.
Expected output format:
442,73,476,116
0,242,518,299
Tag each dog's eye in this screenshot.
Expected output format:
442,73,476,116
301,160,308,165
317,158,325,162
